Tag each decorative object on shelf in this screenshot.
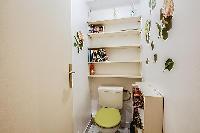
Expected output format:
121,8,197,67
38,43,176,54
144,20,151,44
151,41,155,50
157,0,174,40
89,63,95,75
154,54,158,63
74,31,84,53
88,48,109,62
133,108,143,129
149,0,156,14
89,24,104,33
164,58,174,71
146,58,149,64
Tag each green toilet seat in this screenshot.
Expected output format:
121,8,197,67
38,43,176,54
95,107,121,128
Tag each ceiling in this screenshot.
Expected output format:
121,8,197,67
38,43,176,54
87,0,140,10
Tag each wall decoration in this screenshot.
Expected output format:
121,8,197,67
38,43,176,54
157,0,174,40
89,24,104,33
164,58,174,71
146,58,149,64
113,8,117,18
162,0,174,18
74,31,84,53
88,48,109,62
130,0,136,16
149,0,156,14
144,20,151,44
151,41,155,50
154,54,158,63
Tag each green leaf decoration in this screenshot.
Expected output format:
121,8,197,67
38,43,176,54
163,16,173,31
146,33,150,44
156,22,169,40
164,58,174,71
156,23,162,38
74,43,77,47
146,58,149,64
145,20,151,44
151,41,155,50
154,54,158,63
162,28,168,40
149,0,156,10
158,8,173,40
160,9,164,20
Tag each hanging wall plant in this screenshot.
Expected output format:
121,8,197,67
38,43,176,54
74,31,84,53
144,20,151,44
164,58,174,71
151,41,155,50
154,54,158,63
157,0,174,40
146,58,150,64
149,0,156,14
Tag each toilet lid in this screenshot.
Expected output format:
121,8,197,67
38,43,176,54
95,108,121,128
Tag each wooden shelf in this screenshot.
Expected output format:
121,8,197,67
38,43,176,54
88,75,142,79
88,61,141,64
87,16,141,25
88,29,140,38
88,45,140,49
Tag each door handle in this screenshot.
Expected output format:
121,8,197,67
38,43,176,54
69,71,75,74
69,64,75,88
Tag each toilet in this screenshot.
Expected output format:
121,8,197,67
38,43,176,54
94,86,123,133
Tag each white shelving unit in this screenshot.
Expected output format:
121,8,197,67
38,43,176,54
88,44,140,49
88,29,140,38
88,61,141,64
88,16,142,78
88,16,141,25
88,74,142,79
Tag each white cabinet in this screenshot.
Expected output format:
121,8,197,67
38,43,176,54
133,83,164,133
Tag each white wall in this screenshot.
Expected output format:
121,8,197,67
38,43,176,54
140,0,200,133
71,0,91,132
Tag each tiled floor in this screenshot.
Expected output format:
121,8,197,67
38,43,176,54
87,125,130,133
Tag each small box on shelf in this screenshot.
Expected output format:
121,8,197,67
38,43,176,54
88,24,104,33
88,48,109,62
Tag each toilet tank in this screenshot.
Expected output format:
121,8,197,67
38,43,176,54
98,86,123,109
